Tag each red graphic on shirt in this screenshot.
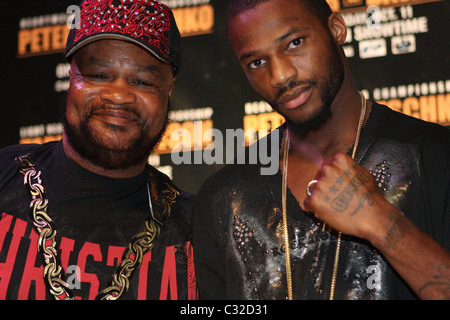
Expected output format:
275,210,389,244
75,0,171,59
0,212,197,300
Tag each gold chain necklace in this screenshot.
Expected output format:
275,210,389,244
281,92,367,300
18,154,178,300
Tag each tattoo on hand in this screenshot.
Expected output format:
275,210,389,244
330,170,371,214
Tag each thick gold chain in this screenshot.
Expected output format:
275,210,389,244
96,217,160,300
18,155,178,300
282,92,366,300
97,182,178,300
19,155,74,300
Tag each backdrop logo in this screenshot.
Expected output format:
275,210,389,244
332,0,443,11
359,38,387,58
391,35,416,55
17,12,71,58
162,0,214,36
374,80,450,126
342,4,429,59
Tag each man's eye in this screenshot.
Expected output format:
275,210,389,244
249,59,265,69
134,80,152,87
288,38,303,50
87,74,107,80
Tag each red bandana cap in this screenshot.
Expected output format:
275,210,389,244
65,0,181,75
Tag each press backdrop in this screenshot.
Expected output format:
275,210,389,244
1,0,449,194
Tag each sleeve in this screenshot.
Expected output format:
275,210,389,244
192,185,227,300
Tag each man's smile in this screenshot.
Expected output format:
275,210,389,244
91,108,140,127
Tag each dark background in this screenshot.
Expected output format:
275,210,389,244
0,0,449,194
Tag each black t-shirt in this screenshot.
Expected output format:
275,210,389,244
193,102,450,300
0,141,197,300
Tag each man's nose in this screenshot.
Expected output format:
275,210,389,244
270,55,297,88
99,78,137,105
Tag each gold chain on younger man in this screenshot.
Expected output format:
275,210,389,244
281,92,367,300
18,155,178,300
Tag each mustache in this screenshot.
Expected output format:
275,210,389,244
84,104,141,120
275,79,318,102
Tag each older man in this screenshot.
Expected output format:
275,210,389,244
0,0,197,300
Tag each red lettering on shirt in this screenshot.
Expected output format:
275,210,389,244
0,213,197,300
186,241,198,300
106,245,125,267
137,251,152,300
0,213,27,299
159,245,177,300
60,237,75,272
77,242,102,300
18,231,46,300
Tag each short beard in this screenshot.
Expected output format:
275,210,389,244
62,104,169,171
271,39,344,139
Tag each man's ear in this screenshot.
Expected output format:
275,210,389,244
328,12,347,46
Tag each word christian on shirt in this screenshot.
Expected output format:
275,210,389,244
0,212,197,300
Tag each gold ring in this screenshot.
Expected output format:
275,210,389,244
306,180,318,197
